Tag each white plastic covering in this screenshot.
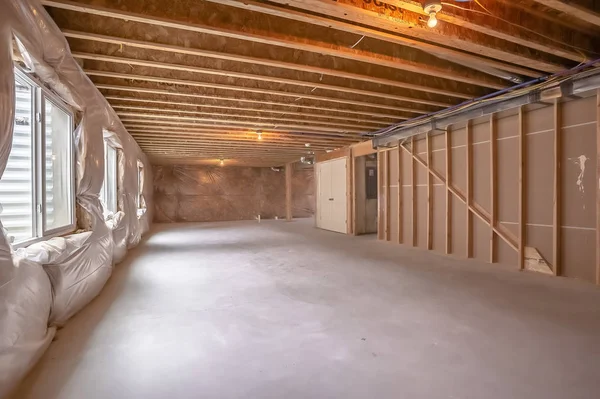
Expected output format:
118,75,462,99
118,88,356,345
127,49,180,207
0,0,153,396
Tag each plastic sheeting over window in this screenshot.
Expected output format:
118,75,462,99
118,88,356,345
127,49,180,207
0,1,153,397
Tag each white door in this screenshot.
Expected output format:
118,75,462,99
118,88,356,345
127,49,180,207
316,158,347,234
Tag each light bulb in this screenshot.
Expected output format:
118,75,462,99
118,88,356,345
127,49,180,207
219,159,224,166
427,12,438,28
257,132,262,140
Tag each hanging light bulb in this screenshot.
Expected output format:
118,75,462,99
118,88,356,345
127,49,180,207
219,158,224,166
422,1,442,29
427,11,438,28
257,130,262,140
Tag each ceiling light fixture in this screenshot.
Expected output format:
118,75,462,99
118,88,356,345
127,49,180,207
423,0,442,28
219,158,224,166
257,130,262,140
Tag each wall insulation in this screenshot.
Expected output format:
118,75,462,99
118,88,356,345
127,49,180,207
153,164,314,223
0,0,153,397
376,93,599,284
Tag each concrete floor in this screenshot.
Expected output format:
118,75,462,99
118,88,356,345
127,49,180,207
11,219,600,399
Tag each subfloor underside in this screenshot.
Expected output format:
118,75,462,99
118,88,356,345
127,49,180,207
12,219,600,399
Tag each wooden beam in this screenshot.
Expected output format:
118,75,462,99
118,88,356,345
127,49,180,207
74,51,451,108
65,30,472,100
553,99,562,276
265,0,564,74
286,163,293,221
399,143,519,252
383,0,592,63
385,150,391,242
426,132,433,251
87,70,427,115
111,105,383,130
377,149,384,241
445,128,452,255
596,90,600,285
397,142,403,245
211,0,544,78
115,111,368,134
106,96,395,125
411,137,417,247
529,0,600,28
490,115,497,263
96,84,408,120
466,121,473,259
41,0,506,89
518,107,527,270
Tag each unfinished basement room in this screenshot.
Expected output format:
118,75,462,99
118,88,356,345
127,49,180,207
2,0,600,398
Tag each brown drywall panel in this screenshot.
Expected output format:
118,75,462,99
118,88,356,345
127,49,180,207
496,113,519,140
472,216,490,262
389,186,399,243
526,131,553,226
431,148,446,179
561,229,596,282
451,199,467,257
433,184,446,254
417,186,427,249
562,96,596,127
401,145,412,182
389,149,399,185
497,137,519,236
526,103,554,134
527,225,553,266
402,190,412,245
452,126,467,147
451,146,467,194
472,119,490,146
416,153,428,186
473,140,491,214
497,237,518,266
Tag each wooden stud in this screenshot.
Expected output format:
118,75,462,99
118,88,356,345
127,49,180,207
466,121,473,258
377,150,384,241
553,99,562,276
384,150,391,241
397,142,403,244
426,132,433,251
411,137,417,247
518,107,527,270
596,90,600,285
445,128,452,255
347,154,353,235
490,115,497,263
285,162,293,222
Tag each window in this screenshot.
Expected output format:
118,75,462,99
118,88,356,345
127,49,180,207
0,68,75,246
136,160,145,217
100,140,118,215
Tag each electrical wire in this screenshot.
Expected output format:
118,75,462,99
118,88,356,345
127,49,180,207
440,1,597,58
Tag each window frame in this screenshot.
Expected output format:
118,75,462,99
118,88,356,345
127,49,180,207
5,67,77,248
101,139,119,216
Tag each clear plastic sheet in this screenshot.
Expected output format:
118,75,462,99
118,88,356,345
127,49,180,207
0,0,153,395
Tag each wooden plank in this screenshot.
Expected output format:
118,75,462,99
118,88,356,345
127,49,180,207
518,107,527,270
286,163,293,221
597,90,600,285
347,154,353,235
490,115,497,263
316,148,351,163
377,150,384,241
385,150,391,241
210,0,540,79
400,144,519,252
41,0,506,89
89,70,426,116
411,137,417,247
466,121,473,259
397,142,403,245
351,140,377,158
530,0,600,28
74,51,451,109
553,99,562,276
65,30,472,101
445,128,452,255
426,132,433,251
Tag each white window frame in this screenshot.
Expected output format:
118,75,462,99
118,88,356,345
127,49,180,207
101,139,118,216
136,160,145,217
4,67,76,248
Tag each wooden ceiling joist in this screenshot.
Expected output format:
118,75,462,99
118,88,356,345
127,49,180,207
529,0,600,28
111,105,382,130
115,112,370,134
63,30,474,100
42,0,507,89
129,132,358,146
207,0,544,79
87,69,433,115
73,51,452,108
106,97,395,125
263,0,567,73
96,84,409,120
